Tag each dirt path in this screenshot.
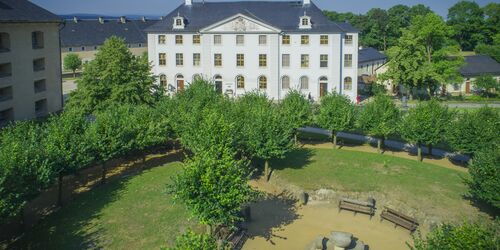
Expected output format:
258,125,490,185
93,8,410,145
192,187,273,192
244,179,412,250
302,141,468,173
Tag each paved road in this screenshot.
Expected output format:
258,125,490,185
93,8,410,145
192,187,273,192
299,126,470,162
402,102,500,109
62,79,77,104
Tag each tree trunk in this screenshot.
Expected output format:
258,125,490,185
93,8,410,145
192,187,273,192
57,173,63,207
428,144,433,156
377,138,384,154
264,160,271,182
73,70,76,78
141,152,147,170
101,161,107,184
332,131,337,148
417,143,423,162
294,132,298,145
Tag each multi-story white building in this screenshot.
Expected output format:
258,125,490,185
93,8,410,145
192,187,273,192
146,0,359,101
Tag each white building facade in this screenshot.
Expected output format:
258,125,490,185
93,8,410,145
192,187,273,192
146,0,359,102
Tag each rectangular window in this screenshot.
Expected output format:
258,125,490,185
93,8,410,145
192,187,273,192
0,63,12,78
34,79,46,93
35,99,47,117
0,86,13,102
259,35,267,45
320,54,328,68
236,35,244,45
301,35,309,45
0,108,13,126
176,53,183,66
33,58,45,72
236,54,244,67
282,54,290,67
344,54,353,67
193,53,201,66
320,35,329,45
0,32,10,52
193,35,201,44
345,35,353,45
175,35,183,44
214,54,222,66
282,35,290,45
32,31,44,49
259,54,267,67
158,35,166,44
214,35,222,45
301,54,309,68
159,53,166,66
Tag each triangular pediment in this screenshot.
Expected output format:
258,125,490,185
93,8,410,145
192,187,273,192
200,14,280,33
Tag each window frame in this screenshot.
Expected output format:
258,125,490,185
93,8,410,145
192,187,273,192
282,76,290,90
193,53,201,66
259,54,267,67
301,54,309,68
259,35,267,45
158,35,166,44
344,77,353,91
301,35,309,45
214,53,222,67
159,53,167,66
236,75,245,89
175,35,183,45
236,35,244,45
320,54,328,68
282,35,290,45
344,54,353,68
258,76,267,90
214,35,222,45
176,53,184,66
236,54,245,67
320,35,329,45
192,35,201,44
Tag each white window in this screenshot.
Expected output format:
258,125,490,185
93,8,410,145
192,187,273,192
344,54,353,67
176,53,183,66
158,35,166,44
236,54,244,67
301,54,309,68
259,54,267,67
300,76,309,90
193,53,201,66
344,77,352,90
345,35,353,45
282,76,290,89
320,55,328,68
259,76,267,89
236,75,245,89
214,54,222,66
159,53,166,66
214,35,222,45
259,35,267,45
236,35,244,45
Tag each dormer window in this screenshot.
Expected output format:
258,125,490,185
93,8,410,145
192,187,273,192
299,12,311,29
173,13,185,29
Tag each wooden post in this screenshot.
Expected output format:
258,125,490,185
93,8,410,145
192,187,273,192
101,161,107,184
265,160,271,182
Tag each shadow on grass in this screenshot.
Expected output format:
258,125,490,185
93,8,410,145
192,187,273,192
463,196,500,219
11,151,184,250
272,148,315,171
245,191,301,245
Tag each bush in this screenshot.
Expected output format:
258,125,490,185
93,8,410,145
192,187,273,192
466,147,500,209
409,221,500,250
166,230,218,250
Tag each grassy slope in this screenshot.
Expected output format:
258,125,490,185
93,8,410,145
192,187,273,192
272,148,474,221
16,162,196,250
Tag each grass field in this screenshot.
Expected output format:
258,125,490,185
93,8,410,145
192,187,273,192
271,148,479,222
15,162,197,249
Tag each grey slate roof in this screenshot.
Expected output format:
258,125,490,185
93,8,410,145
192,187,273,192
145,1,358,33
0,0,60,23
460,55,500,77
358,47,387,64
60,18,157,47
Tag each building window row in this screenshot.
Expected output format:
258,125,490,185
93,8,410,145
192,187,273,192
162,34,353,46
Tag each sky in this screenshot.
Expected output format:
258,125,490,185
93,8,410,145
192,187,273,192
31,0,498,17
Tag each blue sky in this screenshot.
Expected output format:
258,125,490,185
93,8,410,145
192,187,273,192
31,0,497,17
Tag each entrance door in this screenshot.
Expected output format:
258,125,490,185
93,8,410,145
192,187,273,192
465,81,471,94
215,81,223,94
319,77,328,98
177,80,184,91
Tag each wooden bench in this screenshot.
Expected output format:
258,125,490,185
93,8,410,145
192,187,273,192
338,198,376,219
380,207,419,233
213,225,247,250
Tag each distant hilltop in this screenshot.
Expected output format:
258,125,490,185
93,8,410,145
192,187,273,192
59,14,162,20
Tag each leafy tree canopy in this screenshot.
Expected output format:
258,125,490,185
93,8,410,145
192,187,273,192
165,230,217,250
466,147,500,209
447,1,486,51
63,53,82,76
357,94,400,140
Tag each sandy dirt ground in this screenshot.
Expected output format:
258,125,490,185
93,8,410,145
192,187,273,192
243,179,413,250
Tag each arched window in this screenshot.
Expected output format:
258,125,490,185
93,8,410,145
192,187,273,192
159,74,167,89
300,76,309,90
0,33,10,52
236,75,245,89
258,76,267,90
176,74,185,91
192,74,202,82
344,77,352,91
282,76,290,89
319,76,328,97
214,75,223,93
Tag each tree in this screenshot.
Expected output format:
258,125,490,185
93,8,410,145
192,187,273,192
0,122,50,224
67,36,156,113
63,54,82,77
399,100,451,161
237,92,294,181
446,107,500,158
380,13,463,97
165,230,218,250
466,147,500,209
169,145,255,234
43,108,93,206
483,3,500,44
356,94,400,153
279,90,312,144
474,74,500,97
409,221,500,250
316,92,356,148
447,1,486,51
85,105,138,184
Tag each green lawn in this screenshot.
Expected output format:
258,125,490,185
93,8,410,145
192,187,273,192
271,148,476,222
15,162,197,249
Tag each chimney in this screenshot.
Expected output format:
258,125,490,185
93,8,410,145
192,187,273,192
119,16,126,24
303,0,310,5
185,0,192,6
98,17,104,24
73,16,78,23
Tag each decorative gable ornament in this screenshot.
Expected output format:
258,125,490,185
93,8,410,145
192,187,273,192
173,13,185,29
299,11,311,29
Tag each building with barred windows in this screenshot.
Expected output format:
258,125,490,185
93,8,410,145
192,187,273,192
146,0,359,101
